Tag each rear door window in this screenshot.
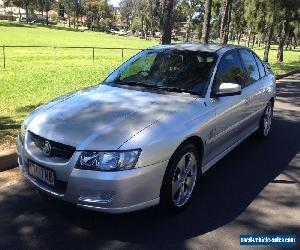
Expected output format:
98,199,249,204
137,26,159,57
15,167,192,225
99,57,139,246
253,54,266,78
239,49,260,86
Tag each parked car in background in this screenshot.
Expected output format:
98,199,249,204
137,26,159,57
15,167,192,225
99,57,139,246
18,17,27,23
31,18,46,25
17,43,276,214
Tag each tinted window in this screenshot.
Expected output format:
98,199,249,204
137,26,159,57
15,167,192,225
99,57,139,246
253,54,266,78
239,49,260,85
213,50,245,92
106,49,217,96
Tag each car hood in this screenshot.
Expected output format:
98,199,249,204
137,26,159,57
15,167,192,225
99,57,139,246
27,84,197,150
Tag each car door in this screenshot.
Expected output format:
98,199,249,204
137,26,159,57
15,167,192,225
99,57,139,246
205,49,246,162
238,49,266,135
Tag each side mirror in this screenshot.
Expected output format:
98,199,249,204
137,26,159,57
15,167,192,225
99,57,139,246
214,83,241,97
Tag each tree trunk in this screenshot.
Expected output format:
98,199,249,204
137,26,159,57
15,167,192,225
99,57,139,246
247,30,251,47
285,38,289,50
277,15,289,63
237,31,242,44
263,1,275,62
217,5,223,39
185,28,189,42
251,33,255,48
198,25,202,41
74,15,76,29
141,16,144,38
220,0,233,44
25,5,29,23
201,0,212,43
293,34,297,49
277,30,284,62
185,22,190,42
46,11,49,25
160,0,175,44
126,16,130,31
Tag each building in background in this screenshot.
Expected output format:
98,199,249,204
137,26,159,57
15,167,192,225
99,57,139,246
0,0,25,19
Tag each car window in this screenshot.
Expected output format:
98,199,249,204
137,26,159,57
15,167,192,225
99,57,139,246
253,54,266,78
213,50,245,93
239,49,260,85
120,53,157,80
106,49,217,96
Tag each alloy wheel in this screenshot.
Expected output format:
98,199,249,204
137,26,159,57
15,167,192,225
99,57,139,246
263,104,273,136
172,152,197,207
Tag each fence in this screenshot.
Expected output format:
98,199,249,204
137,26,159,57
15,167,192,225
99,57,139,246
1,45,144,69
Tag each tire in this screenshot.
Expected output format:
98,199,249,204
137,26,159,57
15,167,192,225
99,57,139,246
160,143,200,213
257,101,273,139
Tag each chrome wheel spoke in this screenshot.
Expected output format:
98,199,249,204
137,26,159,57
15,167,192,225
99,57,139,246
172,179,181,198
263,105,272,136
185,154,195,174
172,152,197,207
176,184,185,204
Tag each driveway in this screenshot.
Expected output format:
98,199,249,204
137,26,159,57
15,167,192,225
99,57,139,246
0,74,299,250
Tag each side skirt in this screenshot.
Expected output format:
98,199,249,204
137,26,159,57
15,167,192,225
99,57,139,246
202,126,259,173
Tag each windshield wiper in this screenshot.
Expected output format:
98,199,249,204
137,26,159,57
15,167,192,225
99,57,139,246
154,86,199,95
109,80,151,87
109,81,199,95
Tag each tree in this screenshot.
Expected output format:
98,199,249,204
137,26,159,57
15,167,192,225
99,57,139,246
210,0,222,39
160,0,175,44
130,0,160,39
84,0,113,31
5,0,34,23
59,0,73,27
173,0,203,42
276,0,298,62
201,0,212,43
263,0,276,62
37,0,55,25
231,0,245,44
219,0,233,44
119,0,133,30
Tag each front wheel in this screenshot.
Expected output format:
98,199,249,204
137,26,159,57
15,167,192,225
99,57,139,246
257,101,273,139
160,144,200,213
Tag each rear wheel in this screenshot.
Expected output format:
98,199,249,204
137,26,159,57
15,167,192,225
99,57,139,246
257,101,273,139
160,144,200,212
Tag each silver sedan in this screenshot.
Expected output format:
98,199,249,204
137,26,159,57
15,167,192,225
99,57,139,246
17,43,276,213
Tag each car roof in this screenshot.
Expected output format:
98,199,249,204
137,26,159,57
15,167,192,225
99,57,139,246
149,43,246,54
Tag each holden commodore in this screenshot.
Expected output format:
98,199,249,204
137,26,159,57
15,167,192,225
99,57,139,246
17,43,276,213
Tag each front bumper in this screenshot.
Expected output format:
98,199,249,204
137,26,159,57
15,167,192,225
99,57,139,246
17,136,167,213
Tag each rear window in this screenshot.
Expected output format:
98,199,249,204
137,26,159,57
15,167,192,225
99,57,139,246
239,49,260,85
253,54,266,78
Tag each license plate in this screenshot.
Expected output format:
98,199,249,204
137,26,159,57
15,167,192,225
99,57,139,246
28,162,55,187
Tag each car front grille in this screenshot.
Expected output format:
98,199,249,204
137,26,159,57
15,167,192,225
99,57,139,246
28,131,76,160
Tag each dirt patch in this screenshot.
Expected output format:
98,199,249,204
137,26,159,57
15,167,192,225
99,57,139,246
0,167,21,188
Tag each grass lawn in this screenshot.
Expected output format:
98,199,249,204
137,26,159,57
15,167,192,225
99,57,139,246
0,20,299,150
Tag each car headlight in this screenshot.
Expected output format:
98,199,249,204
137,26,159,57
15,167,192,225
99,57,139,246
77,149,141,171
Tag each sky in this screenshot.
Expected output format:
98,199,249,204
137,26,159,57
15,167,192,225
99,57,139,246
109,0,121,7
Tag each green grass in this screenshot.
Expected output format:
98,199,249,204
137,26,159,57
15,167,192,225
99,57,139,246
0,20,299,150
0,21,157,150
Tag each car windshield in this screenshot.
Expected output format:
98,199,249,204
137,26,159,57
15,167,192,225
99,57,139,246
105,49,217,96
